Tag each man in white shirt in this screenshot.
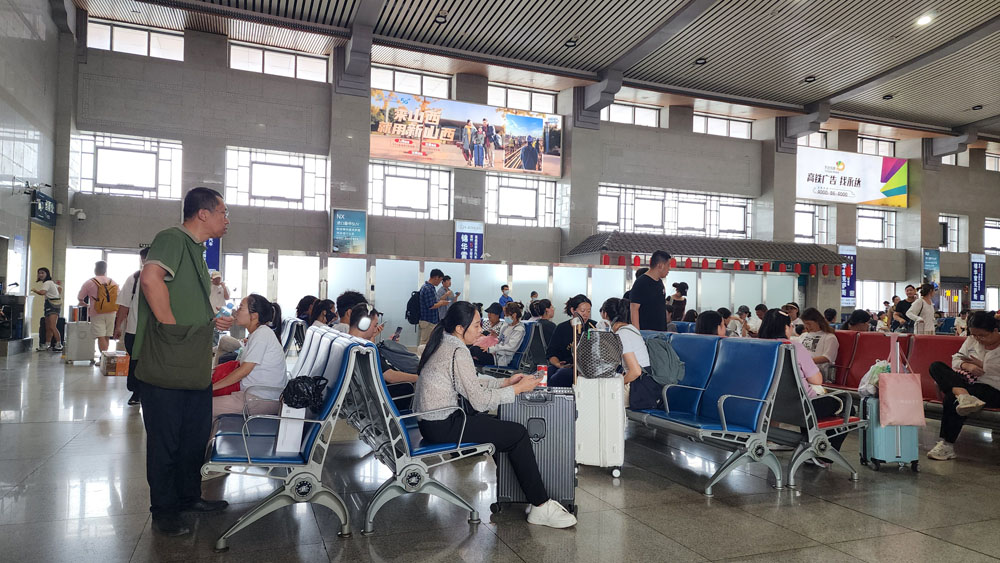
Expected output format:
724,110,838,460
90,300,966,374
209,271,230,313
114,248,148,406
747,304,766,336
436,275,458,318
78,261,119,354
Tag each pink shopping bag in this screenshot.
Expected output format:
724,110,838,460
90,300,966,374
879,372,927,427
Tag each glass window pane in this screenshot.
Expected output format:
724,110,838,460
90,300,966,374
112,27,148,55
371,67,394,90
394,71,421,94
861,138,877,154
720,204,746,231
149,33,183,61
385,176,429,210
468,262,509,312
277,255,319,317
634,198,663,226
598,195,618,224
63,248,104,318
693,115,706,133
552,266,588,324
798,135,808,146
795,211,814,238
988,287,999,311
609,104,632,124
498,186,537,218
857,216,884,241
251,162,303,199
733,273,763,313
511,264,548,304
706,117,728,136
986,227,1000,249
422,76,449,99
678,202,705,229
246,251,269,299
591,268,626,319
105,252,141,294
223,254,243,299
88,23,111,50
700,272,731,312
96,148,156,188
531,93,555,114
878,141,894,157
600,106,609,121
263,51,295,77
633,107,658,127
328,257,367,302
488,86,506,107
810,132,826,148
766,275,795,309
664,271,698,312
296,56,327,82
231,45,262,72
729,121,750,139
506,89,531,110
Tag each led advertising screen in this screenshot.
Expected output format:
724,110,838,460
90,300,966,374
797,146,907,208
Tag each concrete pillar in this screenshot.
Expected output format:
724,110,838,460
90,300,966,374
452,73,488,104
827,129,857,152
557,88,599,255
182,29,227,72
329,47,371,212
664,105,693,131
831,129,858,246
751,117,795,242
450,73,489,222
51,31,77,280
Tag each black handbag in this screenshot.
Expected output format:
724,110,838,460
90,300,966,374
281,375,328,410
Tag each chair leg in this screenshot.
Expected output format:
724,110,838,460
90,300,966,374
311,486,352,538
704,448,750,497
363,477,406,536
786,443,814,489
823,442,859,481
214,486,295,552
759,450,784,490
419,478,481,524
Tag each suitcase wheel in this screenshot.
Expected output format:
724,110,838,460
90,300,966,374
489,503,501,514
858,454,868,467
566,504,577,516
911,461,919,472
871,460,881,471
610,467,621,478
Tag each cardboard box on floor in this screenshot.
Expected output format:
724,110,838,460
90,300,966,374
100,351,130,376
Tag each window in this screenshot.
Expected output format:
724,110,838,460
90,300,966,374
794,202,829,244
857,208,896,248
939,214,959,253
70,132,182,198
692,113,752,139
487,84,555,113
223,254,244,299
598,183,752,239
369,161,452,220
228,43,328,82
988,287,999,311
986,153,1000,172
599,102,661,128
225,147,328,211
941,153,956,165
858,136,895,157
486,173,555,227
856,280,896,313
372,66,451,98
985,219,1000,256
797,131,828,148
87,21,183,61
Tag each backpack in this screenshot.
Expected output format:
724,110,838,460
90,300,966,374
377,340,419,374
92,278,119,314
644,335,685,387
405,290,421,325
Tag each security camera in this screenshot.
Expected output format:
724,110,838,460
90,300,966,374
76,211,86,221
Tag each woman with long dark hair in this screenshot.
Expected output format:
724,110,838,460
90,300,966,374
31,267,62,351
545,294,596,387
695,310,726,336
414,302,577,528
308,299,336,328
212,294,286,417
798,307,839,382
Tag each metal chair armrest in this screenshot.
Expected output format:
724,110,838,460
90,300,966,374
717,394,769,432
398,406,469,451
662,383,707,414
814,389,854,425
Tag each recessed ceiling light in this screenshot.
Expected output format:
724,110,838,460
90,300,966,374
694,57,707,65
973,105,983,110
564,37,578,48
433,10,447,24
882,94,894,100
131,8,140,13
803,75,817,83
916,14,933,26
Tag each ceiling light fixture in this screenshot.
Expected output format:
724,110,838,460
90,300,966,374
882,94,894,100
694,57,707,65
803,75,816,83
972,105,983,110
564,37,578,48
433,10,447,24
916,14,933,26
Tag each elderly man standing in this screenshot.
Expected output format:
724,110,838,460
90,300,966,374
133,187,234,536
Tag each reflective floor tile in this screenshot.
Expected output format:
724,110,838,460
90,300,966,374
0,476,153,525
575,464,705,509
922,519,1000,559
829,531,1000,563
717,544,865,562
0,513,148,563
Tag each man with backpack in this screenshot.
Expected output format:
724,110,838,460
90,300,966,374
114,248,149,406
410,268,449,346
78,260,119,354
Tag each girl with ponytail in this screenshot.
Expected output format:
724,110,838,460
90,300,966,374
211,293,287,417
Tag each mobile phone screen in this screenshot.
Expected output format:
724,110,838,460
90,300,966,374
393,326,402,338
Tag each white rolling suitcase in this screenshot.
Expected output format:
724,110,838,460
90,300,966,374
575,376,627,477
64,321,95,363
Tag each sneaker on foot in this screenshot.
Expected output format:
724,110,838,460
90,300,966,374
927,440,957,460
53,344,63,352
526,499,576,529
36,345,49,352
956,394,986,416
127,393,140,406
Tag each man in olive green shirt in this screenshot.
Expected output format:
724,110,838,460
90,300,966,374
135,187,234,536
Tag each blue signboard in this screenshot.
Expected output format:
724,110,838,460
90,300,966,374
30,191,57,227
455,220,484,260
204,237,221,271
332,209,367,254
971,253,986,310
839,245,856,308
922,248,941,308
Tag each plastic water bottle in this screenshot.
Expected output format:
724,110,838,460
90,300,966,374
215,302,234,319
535,365,548,388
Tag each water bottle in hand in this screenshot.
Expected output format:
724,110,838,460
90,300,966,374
215,303,234,319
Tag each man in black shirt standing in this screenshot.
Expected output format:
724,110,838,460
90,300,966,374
629,250,671,331
892,284,917,331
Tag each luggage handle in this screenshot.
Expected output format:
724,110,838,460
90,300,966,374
522,390,552,403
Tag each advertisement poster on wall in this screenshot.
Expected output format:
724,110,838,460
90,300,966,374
203,238,221,272
455,220,484,260
332,209,367,254
839,245,857,308
971,253,986,310
796,147,908,208
370,90,562,177
922,248,941,308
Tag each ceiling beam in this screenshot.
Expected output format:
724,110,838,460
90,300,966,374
135,0,351,38
959,112,1000,132
819,13,1000,105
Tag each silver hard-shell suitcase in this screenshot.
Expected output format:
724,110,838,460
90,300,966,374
491,387,577,515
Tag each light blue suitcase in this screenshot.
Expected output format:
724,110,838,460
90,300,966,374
859,396,920,472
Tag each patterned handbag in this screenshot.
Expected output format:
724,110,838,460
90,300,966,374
576,330,623,379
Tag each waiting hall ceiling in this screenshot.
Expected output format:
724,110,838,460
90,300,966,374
79,0,1000,136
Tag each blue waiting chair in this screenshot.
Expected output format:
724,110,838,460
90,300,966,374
673,321,695,333
480,321,537,377
280,318,305,354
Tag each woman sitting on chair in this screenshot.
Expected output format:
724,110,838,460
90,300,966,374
470,302,526,367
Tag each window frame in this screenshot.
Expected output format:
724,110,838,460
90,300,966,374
985,219,1000,256
692,112,752,139
87,20,184,61
796,131,828,148
372,65,453,98
856,207,896,249
249,161,305,201
597,183,752,239
857,135,896,157
487,83,556,113
368,161,453,220
986,153,1000,172
94,146,159,191
71,132,183,199
225,146,329,211
485,173,556,227
383,175,431,212
939,214,960,253
600,101,662,128
229,42,329,82
794,202,829,244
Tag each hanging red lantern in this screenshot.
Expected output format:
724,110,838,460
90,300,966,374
748,260,756,271
822,265,830,276
778,263,786,273
734,261,742,271
633,256,641,267
793,263,802,274
617,256,627,266
669,257,677,268
846,265,853,278
762,262,771,272
684,258,692,268
701,258,709,269
601,254,610,265
715,259,723,270
809,264,817,276
834,265,842,277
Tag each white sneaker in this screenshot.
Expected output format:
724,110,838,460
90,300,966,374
526,499,576,529
927,440,957,461
956,394,986,416
36,345,49,352
53,344,63,352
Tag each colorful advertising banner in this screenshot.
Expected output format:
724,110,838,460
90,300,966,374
971,253,986,310
455,220,484,260
839,245,857,308
796,147,908,208
332,209,367,254
370,90,562,177
922,248,941,308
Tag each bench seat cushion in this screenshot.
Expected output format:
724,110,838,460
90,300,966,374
210,434,308,465
214,414,280,436
816,416,861,429
407,426,482,456
635,409,755,434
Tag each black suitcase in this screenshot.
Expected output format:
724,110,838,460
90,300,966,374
38,316,66,345
491,387,577,515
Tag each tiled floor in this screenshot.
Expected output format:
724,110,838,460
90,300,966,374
3,352,1000,562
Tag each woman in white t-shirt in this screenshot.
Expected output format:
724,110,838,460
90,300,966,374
798,307,840,383
212,294,288,417
31,267,63,351
599,298,651,384
906,283,938,335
